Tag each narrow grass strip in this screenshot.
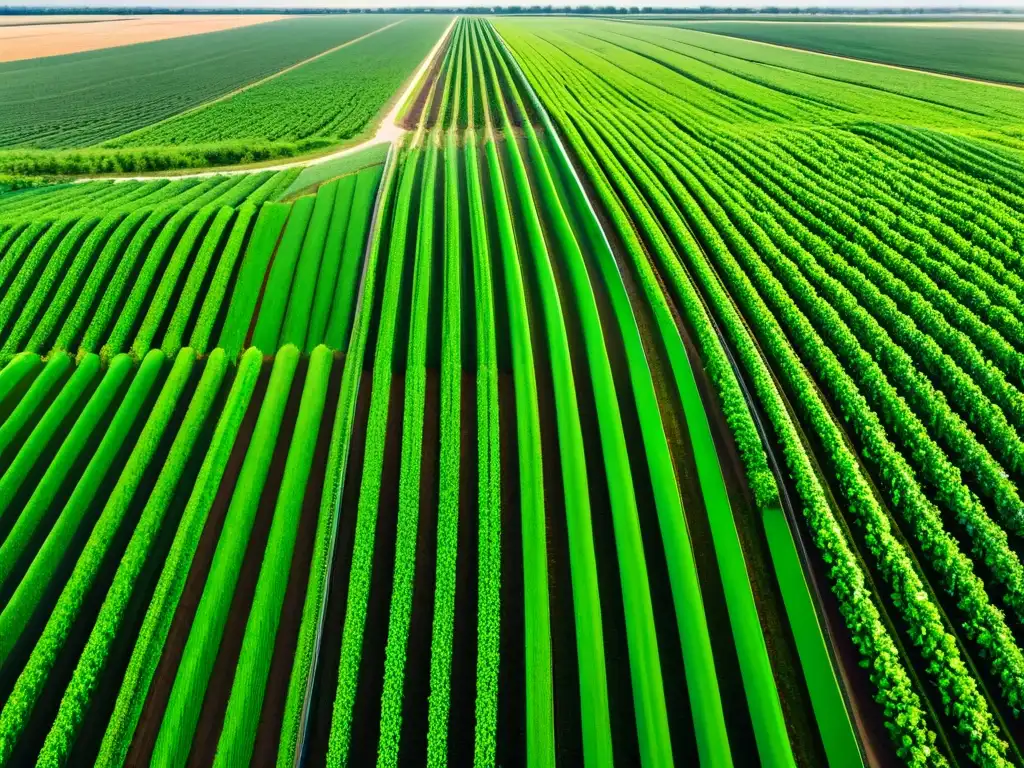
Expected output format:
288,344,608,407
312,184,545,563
38,349,226,767
152,344,300,768
0,349,192,764
215,346,332,768
96,348,263,768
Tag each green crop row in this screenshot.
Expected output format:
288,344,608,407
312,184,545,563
0,215,98,358
216,346,332,768
219,202,291,358
425,132,462,767
157,207,236,355
120,205,218,357
279,181,338,349
377,139,436,767
38,350,228,767
250,196,316,352
152,344,299,768
498,18,962,765
0,349,190,766
97,348,263,768
0,352,102,540
323,166,383,351
25,210,125,355
190,204,258,354
277,146,399,768
327,145,421,767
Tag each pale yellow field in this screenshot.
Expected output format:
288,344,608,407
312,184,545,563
0,14,287,63
0,15,137,25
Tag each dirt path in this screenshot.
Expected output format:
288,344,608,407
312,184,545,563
73,17,455,184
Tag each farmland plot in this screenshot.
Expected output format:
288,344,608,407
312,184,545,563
0,145,385,765
297,17,833,768
499,14,1024,766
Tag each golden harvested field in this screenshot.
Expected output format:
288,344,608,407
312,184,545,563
0,14,286,62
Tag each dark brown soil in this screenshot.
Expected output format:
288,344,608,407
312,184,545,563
125,360,268,765
405,34,448,131
186,357,307,766
251,358,344,765
303,368,372,765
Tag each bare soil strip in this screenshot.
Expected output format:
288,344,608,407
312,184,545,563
0,15,285,63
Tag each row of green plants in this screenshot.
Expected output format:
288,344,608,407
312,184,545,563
497,16,1024,765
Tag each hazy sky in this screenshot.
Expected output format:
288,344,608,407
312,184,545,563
8,0,1024,7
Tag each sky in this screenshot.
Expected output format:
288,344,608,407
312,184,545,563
7,0,1024,7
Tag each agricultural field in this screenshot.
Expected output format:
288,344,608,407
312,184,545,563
3,8,1024,768
0,14,450,175
110,18,451,150
500,12,1024,766
663,19,1024,84
0,148,384,766
0,14,285,64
